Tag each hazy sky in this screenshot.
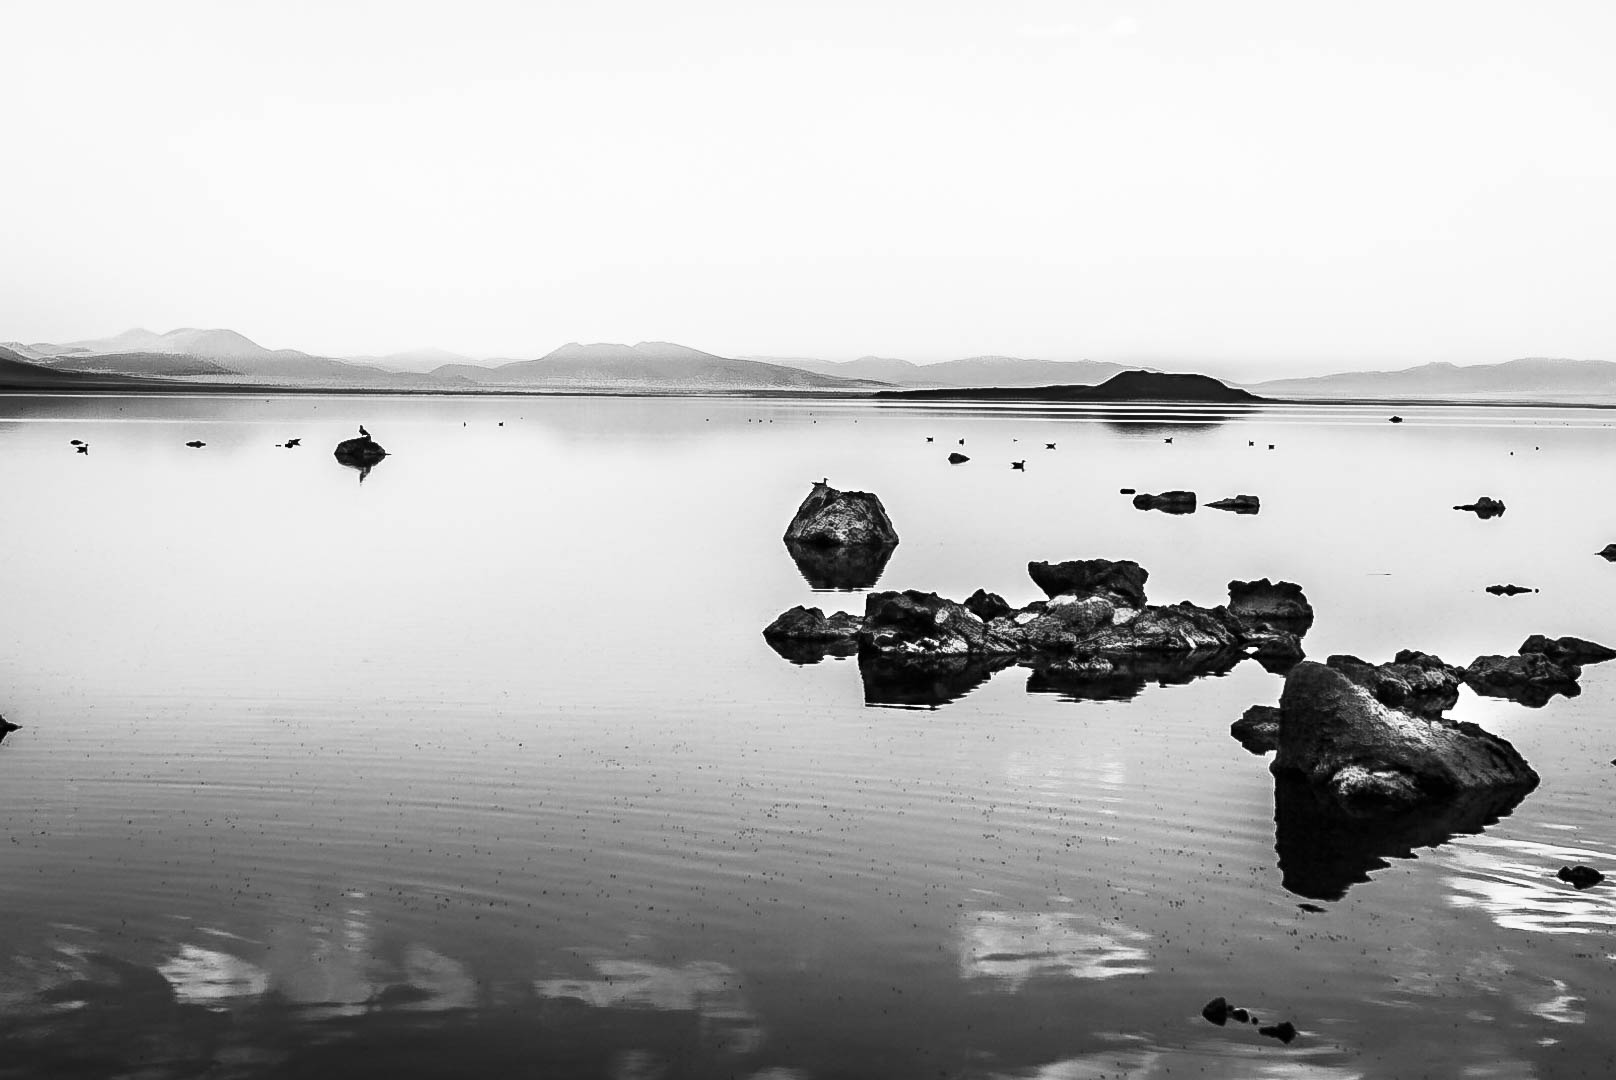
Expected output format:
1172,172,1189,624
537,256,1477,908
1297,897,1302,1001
5,0,1615,377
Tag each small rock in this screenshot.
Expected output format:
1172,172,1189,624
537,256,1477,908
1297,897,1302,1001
762,606,863,642
1453,496,1505,518
184,440,205,448
1229,1007,1250,1023
948,452,970,464
1486,584,1535,596
1598,544,1616,561
1132,491,1197,514
1231,705,1282,754
963,589,1013,622
1119,487,1136,495
1201,997,1230,1026
1558,865,1604,889
1207,494,1260,514
783,481,899,548
1389,416,1404,423
1519,635,1616,664
1258,1021,1297,1044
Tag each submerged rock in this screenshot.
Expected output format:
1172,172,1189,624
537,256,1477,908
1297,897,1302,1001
334,434,387,467
1273,660,1538,814
782,481,899,548
1258,1022,1298,1044
785,540,895,591
1132,490,1196,514
1453,496,1505,518
1207,494,1260,514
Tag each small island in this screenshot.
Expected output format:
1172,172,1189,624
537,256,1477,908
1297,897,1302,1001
873,370,1264,403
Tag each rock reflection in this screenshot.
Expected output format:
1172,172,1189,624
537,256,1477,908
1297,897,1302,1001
764,635,858,665
1273,772,1531,901
535,959,762,1055
859,651,1013,708
157,944,270,1007
785,538,896,590
1024,649,1243,703
958,911,1151,989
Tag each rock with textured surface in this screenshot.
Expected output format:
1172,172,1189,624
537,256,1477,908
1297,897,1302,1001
1027,559,1149,607
859,590,1021,658
963,589,1013,622
763,605,862,643
783,481,899,547
1132,490,1197,513
1463,652,1582,707
1207,494,1260,514
1519,635,1616,665
1231,705,1282,754
1273,660,1538,813
1323,651,1463,719
1228,579,1313,629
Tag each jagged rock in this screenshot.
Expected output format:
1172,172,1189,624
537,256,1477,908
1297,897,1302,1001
1486,584,1535,596
1202,997,1231,1025
1464,652,1582,707
1324,652,1463,719
1228,579,1313,628
1027,559,1148,606
1231,705,1282,754
1520,635,1616,665
964,589,1013,622
0,714,18,745
860,590,1021,658
1207,495,1260,514
1453,496,1505,518
1132,490,1196,514
334,434,387,466
1077,602,1241,654
783,481,899,547
1273,660,1538,814
948,452,970,464
1558,865,1604,889
763,605,862,642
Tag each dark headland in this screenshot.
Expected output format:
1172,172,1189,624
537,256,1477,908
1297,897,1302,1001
873,370,1264,403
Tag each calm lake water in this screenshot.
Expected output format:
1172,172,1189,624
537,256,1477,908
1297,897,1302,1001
3,392,1616,1078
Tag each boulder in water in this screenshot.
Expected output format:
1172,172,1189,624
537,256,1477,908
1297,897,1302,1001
334,434,387,467
1453,496,1505,518
1207,494,1260,514
783,481,899,547
1132,490,1196,514
1027,558,1149,607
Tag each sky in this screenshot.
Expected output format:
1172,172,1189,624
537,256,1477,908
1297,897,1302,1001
4,0,1616,378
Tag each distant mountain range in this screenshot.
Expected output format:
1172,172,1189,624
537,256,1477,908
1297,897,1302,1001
430,341,885,390
754,354,1138,388
878,370,1261,404
1251,357,1616,401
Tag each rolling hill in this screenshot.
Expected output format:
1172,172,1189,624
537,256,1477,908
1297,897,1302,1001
876,370,1262,403
758,354,1138,388
1253,358,1616,401
430,342,886,391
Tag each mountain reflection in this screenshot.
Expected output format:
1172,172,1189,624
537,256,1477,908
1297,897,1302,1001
1273,772,1531,901
785,539,895,591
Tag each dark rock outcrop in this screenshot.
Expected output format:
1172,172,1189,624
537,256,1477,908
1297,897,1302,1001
763,605,862,643
1519,635,1616,665
1027,559,1149,607
1231,705,1282,754
1324,651,1463,719
948,452,969,464
1453,496,1505,518
1273,660,1538,814
1599,544,1616,561
963,589,1013,622
783,481,899,548
1486,584,1535,596
1463,652,1581,708
1228,579,1314,629
1207,495,1260,514
1558,865,1604,889
785,540,895,591
0,715,18,745
334,434,387,467
1132,490,1196,514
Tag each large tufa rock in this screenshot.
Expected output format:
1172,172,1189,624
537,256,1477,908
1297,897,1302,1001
1207,494,1261,514
1227,579,1313,629
861,590,1021,657
1519,635,1616,665
763,605,862,643
783,481,899,548
333,433,387,466
1463,652,1582,708
1027,558,1149,607
1322,651,1462,719
1273,660,1538,814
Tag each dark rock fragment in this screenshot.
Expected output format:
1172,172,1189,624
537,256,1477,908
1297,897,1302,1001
1558,865,1604,889
1231,705,1282,754
1119,487,1136,494
964,589,1013,622
1599,544,1616,561
948,452,969,464
1258,1021,1297,1044
763,605,862,643
1463,652,1582,708
1207,494,1260,513
1132,490,1196,514
0,714,18,745
1486,584,1535,596
1519,635,1616,665
1202,997,1230,1025
334,434,387,467
1453,496,1505,518
1389,415,1403,423
1027,558,1148,606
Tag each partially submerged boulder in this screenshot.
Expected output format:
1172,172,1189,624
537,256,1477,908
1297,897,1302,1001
1486,584,1535,596
861,590,1021,657
1273,660,1538,814
763,605,862,643
1228,579,1313,629
1453,496,1505,518
947,452,969,464
1519,635,1616,665
1599,544,1616,562
783,481,899,547
1231,704,1282,754
0,714,18,745
1132,490,1196,514
1463,652,1582,708
334,434,387,467
1207,495,1260,514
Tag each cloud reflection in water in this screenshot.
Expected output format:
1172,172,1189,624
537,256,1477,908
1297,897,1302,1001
958,911,1151,989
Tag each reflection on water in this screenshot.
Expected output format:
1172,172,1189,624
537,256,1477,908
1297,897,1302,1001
958,910,1151,988
1273,771,1533,901
783,538,895,590
859,651,1012,708
1024,649,1244,703
1445,836,1616,935
536,959,762,1055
